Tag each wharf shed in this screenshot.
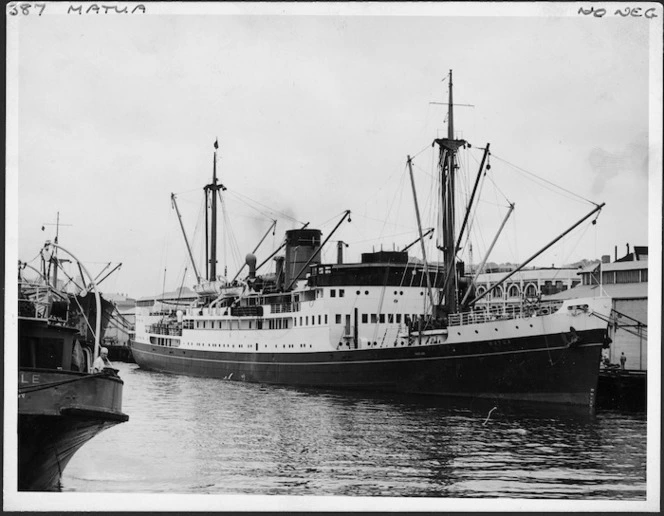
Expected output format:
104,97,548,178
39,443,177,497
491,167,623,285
545,248,648,372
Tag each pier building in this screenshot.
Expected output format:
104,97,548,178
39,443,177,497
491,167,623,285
545,245,648,372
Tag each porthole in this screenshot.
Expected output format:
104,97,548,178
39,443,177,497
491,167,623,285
475,330,479,334
365,290,369,295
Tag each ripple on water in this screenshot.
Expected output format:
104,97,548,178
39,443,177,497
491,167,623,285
62,363,647,499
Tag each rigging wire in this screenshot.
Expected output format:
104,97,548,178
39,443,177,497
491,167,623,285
492,154,597,206
226,189,306,225
381,164,410,242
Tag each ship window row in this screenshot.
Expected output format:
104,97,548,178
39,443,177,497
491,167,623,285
328,313,418,325
330,289,409,297
358,313,415,324
151,336,180,347
185,341,316,350
294,314,329,327
193,318,290,330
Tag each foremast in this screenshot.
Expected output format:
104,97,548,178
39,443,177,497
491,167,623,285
204,139,227,282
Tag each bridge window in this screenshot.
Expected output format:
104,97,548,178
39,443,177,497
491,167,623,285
388,314,394,323
324,315,328,324
331,289,336,298
379,314,385,324
396,314,401,323
339,289,345,297
336,314,342,324
362,314,368,324
371,314,377,324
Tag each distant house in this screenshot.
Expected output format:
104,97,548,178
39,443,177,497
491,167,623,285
545,246,648,371
473,266,582,310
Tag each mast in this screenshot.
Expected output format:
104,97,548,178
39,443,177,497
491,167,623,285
204,139,226,282
210,140,218,280
435,70,466,314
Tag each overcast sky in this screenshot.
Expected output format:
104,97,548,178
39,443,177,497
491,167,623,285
8,3,661,299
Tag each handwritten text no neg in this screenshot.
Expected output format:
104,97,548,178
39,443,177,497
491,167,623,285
578,6,658,18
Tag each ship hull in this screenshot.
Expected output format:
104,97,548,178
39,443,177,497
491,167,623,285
18,369,128,491
18,413,123,491
131,327,605,407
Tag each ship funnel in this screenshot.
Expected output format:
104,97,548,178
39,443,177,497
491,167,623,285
246,253,257,279
285,229,322,288
275,255,285,290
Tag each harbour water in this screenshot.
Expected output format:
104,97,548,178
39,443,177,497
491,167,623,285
63,362,647,499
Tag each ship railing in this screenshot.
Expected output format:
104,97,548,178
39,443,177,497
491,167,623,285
231,305,264,317
271,302,300,314
147,323,183,336
448,301,564,327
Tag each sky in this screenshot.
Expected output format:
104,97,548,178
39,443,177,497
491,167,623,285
8,3,661,301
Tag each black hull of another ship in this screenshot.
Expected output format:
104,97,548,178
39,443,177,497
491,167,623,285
132,328,605,407
18,411,127,491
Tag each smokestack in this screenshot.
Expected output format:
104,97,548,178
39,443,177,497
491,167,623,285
274,256,285,289
626,243,630,257
245,253,257,279
337,241,348,265
615,245,617,261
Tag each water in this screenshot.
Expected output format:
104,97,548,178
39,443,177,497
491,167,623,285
63,362,647,499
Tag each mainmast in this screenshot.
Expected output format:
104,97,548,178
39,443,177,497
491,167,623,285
435,70,466,314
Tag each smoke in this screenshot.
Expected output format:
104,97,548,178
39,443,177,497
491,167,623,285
589,133,649,194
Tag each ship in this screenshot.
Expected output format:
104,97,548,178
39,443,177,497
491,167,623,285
18,239,129,491
131,71,612,408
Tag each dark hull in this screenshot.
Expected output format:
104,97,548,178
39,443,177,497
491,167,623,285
132,328,605,407
18,413,124,491
18,369,128,491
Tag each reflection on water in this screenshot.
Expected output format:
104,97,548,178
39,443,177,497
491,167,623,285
63,363,646,498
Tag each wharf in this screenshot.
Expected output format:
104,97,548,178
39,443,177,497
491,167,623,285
597,369,646,411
